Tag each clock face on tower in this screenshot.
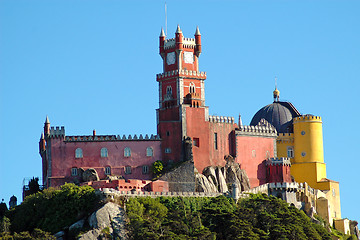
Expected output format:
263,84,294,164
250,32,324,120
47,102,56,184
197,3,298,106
184,52,194,64
166,52,176,65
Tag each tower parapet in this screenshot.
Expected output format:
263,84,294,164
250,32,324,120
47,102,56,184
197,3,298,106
49,126,65,138
208,115,235,124
64,134,160,142
293,115,322,123
266,157,291,166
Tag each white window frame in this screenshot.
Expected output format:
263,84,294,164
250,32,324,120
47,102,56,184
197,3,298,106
189,82,195,93
287,146,294,158
101,147,108,158
75,148,83,158
146,147,153,157
105,166,111,175
71,168,78,176
124,147,131,157
142,165,149,174
125,166,132,174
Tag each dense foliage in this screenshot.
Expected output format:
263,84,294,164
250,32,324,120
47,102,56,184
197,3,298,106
6,183,100,234
151,160,164,178
126,194,334,240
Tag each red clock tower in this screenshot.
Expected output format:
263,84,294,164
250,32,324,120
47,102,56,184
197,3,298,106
157,25,208,164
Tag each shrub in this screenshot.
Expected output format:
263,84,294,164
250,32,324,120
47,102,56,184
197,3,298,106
7,183,100,234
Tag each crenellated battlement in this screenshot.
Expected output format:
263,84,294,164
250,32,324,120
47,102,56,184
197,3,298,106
236,125,277,137
156,69,206,81
64,134,160,142
49,126,65,138
277,133,294,143
164,37,196,50
266,157,291,166
208,115,235,124
268,182,302,191
293,115,322,123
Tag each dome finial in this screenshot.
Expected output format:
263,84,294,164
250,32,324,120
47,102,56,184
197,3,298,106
273,77,280,102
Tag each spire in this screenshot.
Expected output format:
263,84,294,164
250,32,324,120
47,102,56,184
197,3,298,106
160,27,165,37
273,77,280,102
238,114,243,126
45,115,50,124
176,24,182,33
195,26,201,35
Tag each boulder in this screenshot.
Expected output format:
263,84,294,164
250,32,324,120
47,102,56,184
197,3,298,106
54,231,65,240
79,202,128,240
68,219,85,237
195,173,217,193
78,229,101,240
82,168,100,182
215,166,228,193
203,166,218,189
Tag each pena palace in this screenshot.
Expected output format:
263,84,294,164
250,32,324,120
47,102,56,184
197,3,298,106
35,26,349,230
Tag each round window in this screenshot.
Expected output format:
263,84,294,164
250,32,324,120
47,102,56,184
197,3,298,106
301,131,306,135
301,152,306,157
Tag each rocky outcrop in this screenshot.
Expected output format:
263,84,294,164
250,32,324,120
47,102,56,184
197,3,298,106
195,155,250,194
82,168,100,182
195,172,217,193
78,202,127,240
160,160,195,192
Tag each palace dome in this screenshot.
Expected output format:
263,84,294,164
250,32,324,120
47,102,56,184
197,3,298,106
250,88,301,133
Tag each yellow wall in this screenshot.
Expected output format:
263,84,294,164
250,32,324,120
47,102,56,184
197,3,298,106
293,115,324,164
277,133,294,160
275,115,342,226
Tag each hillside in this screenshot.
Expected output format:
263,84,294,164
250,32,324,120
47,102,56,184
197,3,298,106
0,184,356,239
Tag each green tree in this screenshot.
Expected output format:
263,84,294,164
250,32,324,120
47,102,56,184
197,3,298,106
28,177,40,195
7,183,100,234
152,160,164,178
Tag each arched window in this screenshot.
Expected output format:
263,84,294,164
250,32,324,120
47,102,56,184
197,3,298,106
189,82,195,93
105,166,111,175
146,147,153,157
124,147,131,157
287,147,294,158
166,86,172,95
101,148,108,158
75,148,83,158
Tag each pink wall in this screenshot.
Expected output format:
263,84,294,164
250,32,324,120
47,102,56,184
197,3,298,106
235,135,276,188
47,137,161,187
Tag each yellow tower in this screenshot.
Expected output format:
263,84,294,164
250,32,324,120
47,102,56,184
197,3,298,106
291,115,326,187
251,87,342,224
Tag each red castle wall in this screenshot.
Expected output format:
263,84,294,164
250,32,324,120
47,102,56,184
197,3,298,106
47,137,161,187
235,136,276,188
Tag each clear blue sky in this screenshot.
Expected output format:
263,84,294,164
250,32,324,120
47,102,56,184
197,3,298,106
1,1,359,221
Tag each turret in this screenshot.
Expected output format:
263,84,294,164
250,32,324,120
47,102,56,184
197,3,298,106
44,116,50,137
39,132,45,153
293,115,324,164
175,25,183,51
195,26,201,57
159,28,166,57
